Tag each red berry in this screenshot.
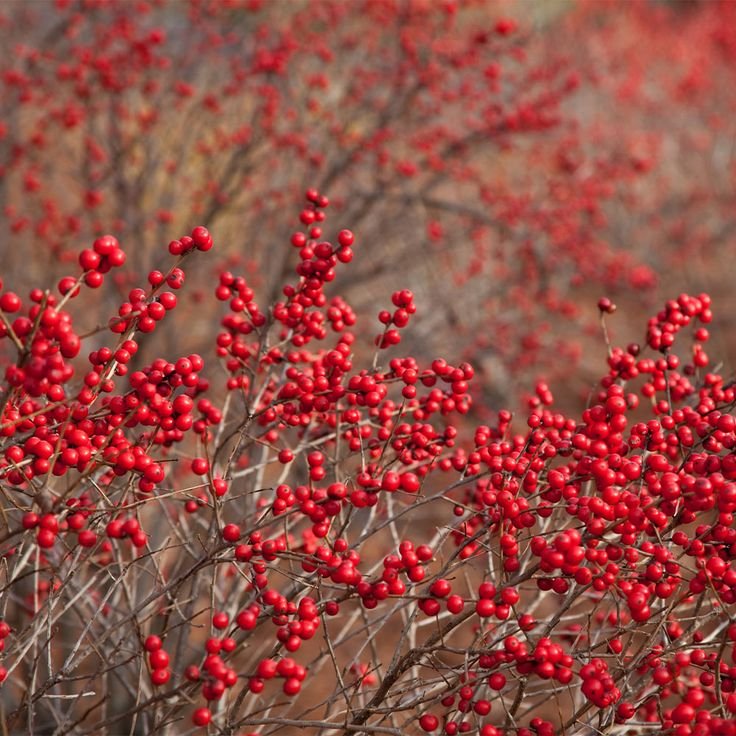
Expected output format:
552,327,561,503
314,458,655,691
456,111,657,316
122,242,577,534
222,524,241,542
150,668,170,686
192,708,211,727
191,457,209,475
149,649,169,669
144,635,162,652
212,612,229,630
278,449,294,463
0,292,21,313
338,229,354,247
283,677,301,695
429,579,451,598
191,226,213,251
36,529,56,549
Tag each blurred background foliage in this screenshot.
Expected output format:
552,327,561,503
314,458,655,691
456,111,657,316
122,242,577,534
0,0,735,415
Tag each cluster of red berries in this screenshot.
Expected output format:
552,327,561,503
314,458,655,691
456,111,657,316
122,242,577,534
275,191,355,348
105,516,148,549
168,226,214,255
77,235,126,289
580,658,620,709
646,293,711,353
144,635,171,686
250,655,307,697
182,618,242,723
376,289,416,348
0,622,10,684
215,271,267,391
1,289,81,401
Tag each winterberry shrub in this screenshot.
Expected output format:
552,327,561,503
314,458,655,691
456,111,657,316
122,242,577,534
0,190,735,736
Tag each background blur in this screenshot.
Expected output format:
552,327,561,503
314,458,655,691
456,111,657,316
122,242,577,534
1,0,735,414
